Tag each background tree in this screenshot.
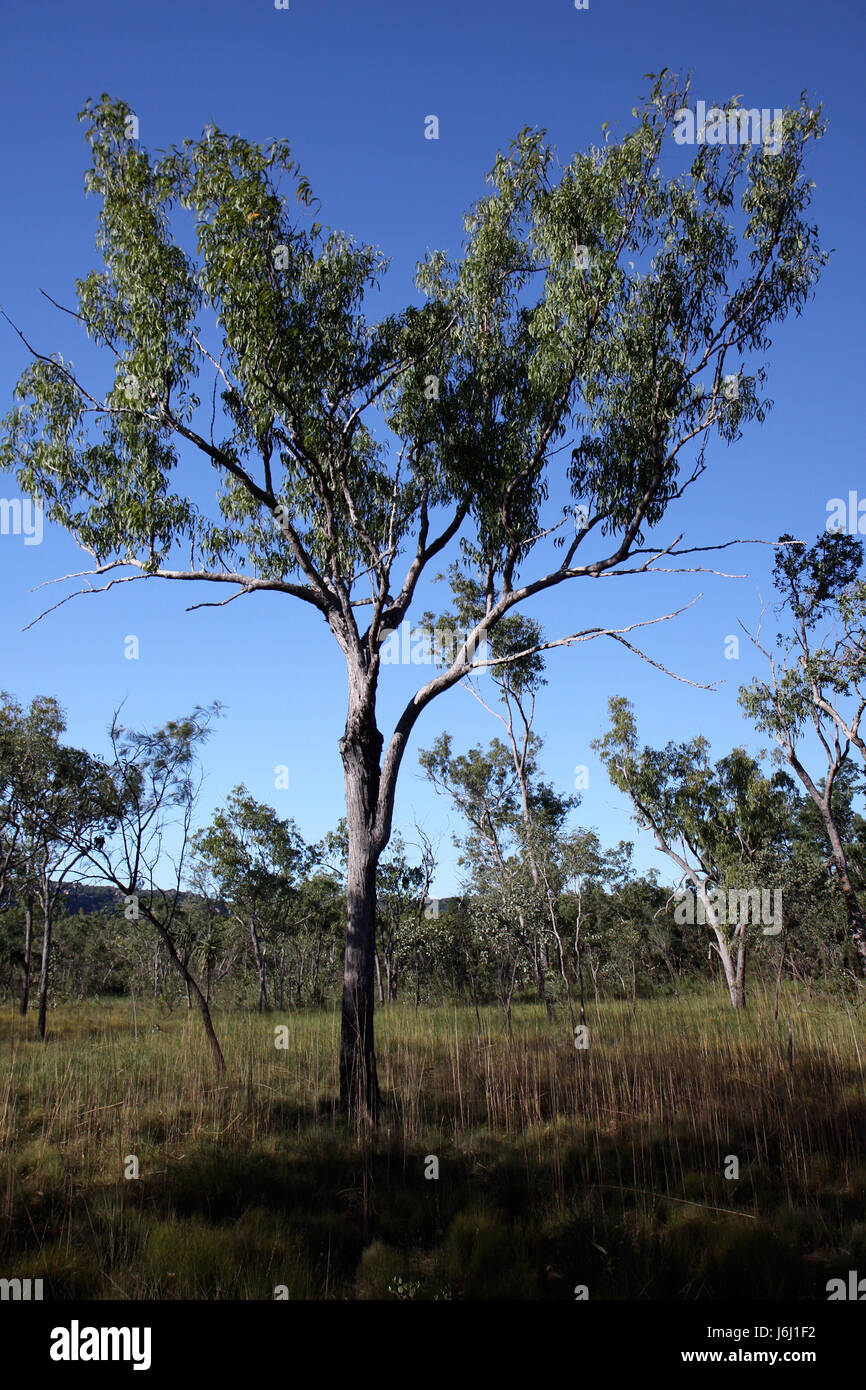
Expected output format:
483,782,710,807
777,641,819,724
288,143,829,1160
420,731,531,1013
193,786,313,1012
275,871,344,1008
558,829,632,1023
739,533,866,973
0,693,107,1035
0,76,827,1113
454,605,577,1016
593,698,792,1008
373,836,425,1006
64,705,227,1068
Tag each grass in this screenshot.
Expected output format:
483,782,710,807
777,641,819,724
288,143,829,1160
1,984,865,1299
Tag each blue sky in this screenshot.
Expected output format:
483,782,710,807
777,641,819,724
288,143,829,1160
0,0,863,892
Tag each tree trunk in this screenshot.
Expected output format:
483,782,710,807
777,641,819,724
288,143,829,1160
340,823,380,1119
734,929,747,1009
577,943,587,1026
339,704,384,1120
788,750,866,975
374,950,384,1007
589,955,601,1015
713,933,744,1009
525,923,554,1019
696,886,745,1010
773,915,788,1022
20,895,33,1016
500,954,519,1042
311,942,322,1003
551,918,573,1031
822,808,866,974
37,898,52,1041
248,920,269,1012
141,906,226,1070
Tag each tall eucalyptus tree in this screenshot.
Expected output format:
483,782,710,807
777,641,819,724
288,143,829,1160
0,75,827,1112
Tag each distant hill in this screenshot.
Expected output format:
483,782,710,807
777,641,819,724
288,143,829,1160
59,883,126,915
56,884,214,916
32,882,454,918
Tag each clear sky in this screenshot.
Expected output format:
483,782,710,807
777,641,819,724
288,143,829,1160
0,0,863,892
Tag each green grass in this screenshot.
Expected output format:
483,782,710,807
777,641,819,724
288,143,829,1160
1,985,865,1299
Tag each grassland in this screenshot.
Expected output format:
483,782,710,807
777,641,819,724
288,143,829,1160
1,985,865,1299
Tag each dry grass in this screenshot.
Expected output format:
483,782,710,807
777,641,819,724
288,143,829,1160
1,983,865,1298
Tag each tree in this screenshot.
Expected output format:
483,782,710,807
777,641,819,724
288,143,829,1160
739,534,866,974
193,787,313,1012
420,614,576,1017
402,823,438,1010
419,731,527,996
374,836,425,1005
65,706,228,1068
593,698,792,1008
558,829,632,1023
0,75,827,1113
0,695,42,1004
279,870,344,1008
0,693,107,1035
454,605,576,1016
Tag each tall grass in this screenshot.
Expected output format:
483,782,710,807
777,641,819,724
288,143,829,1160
1,984,864,1298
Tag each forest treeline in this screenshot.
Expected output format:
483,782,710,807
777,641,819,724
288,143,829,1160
0,799,861,1021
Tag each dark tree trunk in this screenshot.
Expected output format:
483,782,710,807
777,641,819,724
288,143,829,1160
37,898,52,1041
789,750,866,976
339,824,380,1119
773,913,789,1022
527,927,554,1019
499,954,519,1042
823,811,866,974
248,920,269,1012
339,702,384,1121
20,895,33,1016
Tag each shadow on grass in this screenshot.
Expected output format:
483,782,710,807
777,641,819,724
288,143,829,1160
4,1100,865,1300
